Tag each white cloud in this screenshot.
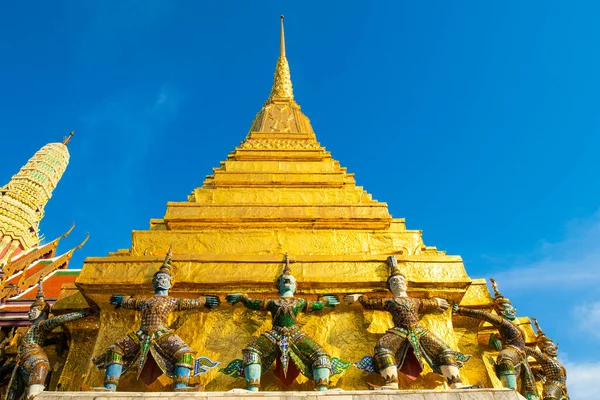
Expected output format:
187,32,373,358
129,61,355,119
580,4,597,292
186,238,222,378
491,211,600,289
574,301,600,339
563,360,600,400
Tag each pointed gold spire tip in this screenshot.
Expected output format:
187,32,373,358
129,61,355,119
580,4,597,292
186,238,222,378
62,131,74,145
280,15,286,58
269,15,294,100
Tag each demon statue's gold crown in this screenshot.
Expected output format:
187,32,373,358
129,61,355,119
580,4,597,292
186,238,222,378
490,278,512,310
31,275,50,314
155,245,173,276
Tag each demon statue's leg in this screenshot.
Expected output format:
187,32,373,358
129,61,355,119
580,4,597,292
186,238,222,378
104,362,122,391
244,364,261,392
173,366,191,391
373,335,400,389
313,367,329,391
27,384,45,399
441,365,464,388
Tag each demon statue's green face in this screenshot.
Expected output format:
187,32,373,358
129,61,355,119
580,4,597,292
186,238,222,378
278,274,297,297
497,301,517,321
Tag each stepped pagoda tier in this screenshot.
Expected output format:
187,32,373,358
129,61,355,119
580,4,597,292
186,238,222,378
65,18,539,393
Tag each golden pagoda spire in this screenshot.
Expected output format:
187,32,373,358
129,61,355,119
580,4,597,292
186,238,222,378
0,132,72,266
62,131,74,145
268,15,294,100
279,15,286,59
246,16,314,136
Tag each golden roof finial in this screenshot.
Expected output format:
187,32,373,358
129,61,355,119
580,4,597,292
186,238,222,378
268,15,294,100
62,131,74,145
59,222,75,239
280,15,286,58
74,233,90,250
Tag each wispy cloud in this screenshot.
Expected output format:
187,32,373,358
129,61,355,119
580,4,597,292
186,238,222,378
491,211,600,290
563,359,600,399
573,301,600,339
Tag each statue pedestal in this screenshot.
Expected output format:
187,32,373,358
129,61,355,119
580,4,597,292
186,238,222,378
37,389,525,400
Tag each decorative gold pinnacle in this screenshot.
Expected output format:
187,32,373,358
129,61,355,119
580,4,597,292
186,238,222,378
490,277,511,306
268,15,294,100
32,274,48,310
532,317,542,334
157,245,173,275
62,131,74,145
282,252,291,275
490,278,502,297
386,256,403,277
532,317,554,345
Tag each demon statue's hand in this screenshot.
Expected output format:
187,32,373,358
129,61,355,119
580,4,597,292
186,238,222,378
204,295,221,309
321,295,340,308
109,295,125,308
435,298,450,311
489,333,502,351
344,294,363,304
226,293,243,305
88,305,101,316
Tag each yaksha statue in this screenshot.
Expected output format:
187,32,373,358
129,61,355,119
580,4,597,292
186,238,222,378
222,253,348,391
92,246,220,392
347,256,470,389
7,276,97,400
452,278,539,400
525,318,568,400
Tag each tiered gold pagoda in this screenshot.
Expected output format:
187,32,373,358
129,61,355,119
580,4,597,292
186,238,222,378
0,132,83,307
59,18,538,392
0,133,73,265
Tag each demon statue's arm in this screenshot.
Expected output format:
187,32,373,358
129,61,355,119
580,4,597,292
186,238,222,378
175,296,220,310
453,305,504,327
226,293,269,310
39,308,95,332
305,295,340,312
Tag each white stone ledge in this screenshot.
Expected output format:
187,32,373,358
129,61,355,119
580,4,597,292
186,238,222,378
37,388,524,400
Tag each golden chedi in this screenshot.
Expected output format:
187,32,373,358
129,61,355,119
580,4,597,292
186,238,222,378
0,133,72,266
57,17,540,392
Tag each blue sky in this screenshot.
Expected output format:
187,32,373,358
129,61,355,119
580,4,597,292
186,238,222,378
1,1,598,396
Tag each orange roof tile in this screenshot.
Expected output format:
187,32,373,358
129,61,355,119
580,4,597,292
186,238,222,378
17,270,80,300
4,259,54,285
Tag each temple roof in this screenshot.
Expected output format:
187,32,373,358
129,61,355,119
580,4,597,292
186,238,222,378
0,269,80,325
0,229,87,301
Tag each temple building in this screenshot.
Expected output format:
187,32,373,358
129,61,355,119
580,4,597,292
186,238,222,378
0,133,83,324
50,17,544,396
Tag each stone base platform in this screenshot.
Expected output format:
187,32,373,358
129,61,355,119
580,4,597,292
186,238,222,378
37,389,524,400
